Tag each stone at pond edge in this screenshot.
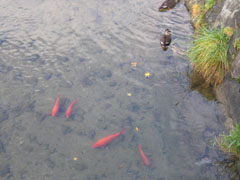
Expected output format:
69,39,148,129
231,51,240,79
216,77,240,124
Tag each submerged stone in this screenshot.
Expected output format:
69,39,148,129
0,164,11,177
0,140,6,153
0,107,9,123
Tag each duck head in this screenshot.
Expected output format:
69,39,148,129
164,29,171,36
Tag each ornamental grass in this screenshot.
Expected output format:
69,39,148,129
188,27,231,86
215,123,240,158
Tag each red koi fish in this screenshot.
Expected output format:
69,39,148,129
51,94,60,117
138,144,151,166
66,99,77,118
92,128,125,149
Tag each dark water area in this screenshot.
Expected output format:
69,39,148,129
0,0,232,180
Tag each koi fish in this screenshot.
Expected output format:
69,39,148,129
66,99,77,118
92,128,125,149
51,94,60,117
138,144,150,166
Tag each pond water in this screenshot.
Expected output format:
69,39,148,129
0,0,232,180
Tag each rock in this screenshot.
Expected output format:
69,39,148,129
23,145,34,153
108,81,117,87
59,80,73,88
0,164,11,178
212,0,240,29
57,56,69,62
231,52,240,78
77,128,96,139
0,140,6,153
0,63,12,73
73,162,88,171
98,69,112,80
82,76,96,87
216,78,240,124
0,107,8,123
87,129,96,139
46,158,55,169
128,102,140,112
78,57,86,62
35,111,48,122
26,76,38,86
62,125,73,135
43,72,53,80
26,54,40,62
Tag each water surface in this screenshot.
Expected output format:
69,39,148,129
0,0,230,180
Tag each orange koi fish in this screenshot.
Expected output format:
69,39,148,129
138,144,150,166
92,128,125,149
51,94,60,117
66,99,77,118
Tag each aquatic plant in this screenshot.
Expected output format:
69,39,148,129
215,123,240,157
188,27,231,86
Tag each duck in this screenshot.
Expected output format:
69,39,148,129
160,29,172,51
159,0,180,12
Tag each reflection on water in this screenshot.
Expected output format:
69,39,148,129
188,70,216,101
0,0,229,179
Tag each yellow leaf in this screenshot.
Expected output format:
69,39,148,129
144,72,151,78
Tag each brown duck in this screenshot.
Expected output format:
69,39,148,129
159,0,180,12
160,29,171,51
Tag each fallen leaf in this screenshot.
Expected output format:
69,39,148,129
144,72,151,78
73,157,78,161
136,127,139,132
131,62,137,67
127,93,132,96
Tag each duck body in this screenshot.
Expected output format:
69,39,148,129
160,29,172,51
159,0,180,12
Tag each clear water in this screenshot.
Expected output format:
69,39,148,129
0,0,231,180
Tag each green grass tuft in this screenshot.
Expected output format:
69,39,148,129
234,38,240,51
237,77,240,84
187,27,231,86
215,123,240,157
204,0,216,11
